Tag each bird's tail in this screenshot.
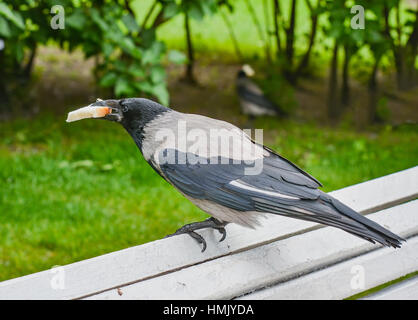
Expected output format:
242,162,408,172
317,191,405,248
255,191,405,248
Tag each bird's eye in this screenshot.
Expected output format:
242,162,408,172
121,105,129,113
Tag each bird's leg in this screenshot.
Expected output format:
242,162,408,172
165,217,228,252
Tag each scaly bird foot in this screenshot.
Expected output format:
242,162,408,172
164,218,228,252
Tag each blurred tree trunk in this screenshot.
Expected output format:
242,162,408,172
285,0,297,80
272,0,282,54
384,3,417,90
0,80,8,114
271,0,322,84
368,57,380,123
341,44,351,107
0,49,9,114
183,12,196,84
244,0,271,62
262,0,272,63
0,42,34,114
327,40,340,120
23,45,37,80
295,0,318,78
404,10,418,88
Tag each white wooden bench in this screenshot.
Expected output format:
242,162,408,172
0,166,417,300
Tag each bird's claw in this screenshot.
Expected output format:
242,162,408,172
216,227,227,242
164,218,228,252
165,228,207,252
188,231,207,252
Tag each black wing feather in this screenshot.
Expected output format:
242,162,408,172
158,149,404,248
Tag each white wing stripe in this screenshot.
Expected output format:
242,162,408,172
229,180,300,200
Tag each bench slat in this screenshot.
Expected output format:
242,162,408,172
362,276,418,300
0,167,416,300
239,237,418,300
86,200,418,300
327,166,417,214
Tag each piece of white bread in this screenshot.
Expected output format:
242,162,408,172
66,106,111,122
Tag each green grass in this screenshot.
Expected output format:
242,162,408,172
0,113,417,281
345,271,418,300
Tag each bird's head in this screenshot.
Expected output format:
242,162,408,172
66,97,170,136
238,64,255,78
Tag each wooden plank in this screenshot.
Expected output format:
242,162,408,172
327,166,417,214
0,167,416,299
239,238,418,300
86,200,418,300
362,276,418,300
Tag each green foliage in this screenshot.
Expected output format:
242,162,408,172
74,1,168,104
0,0,227,107
164,0,218,20
0,3,25,31
323,0,415,66
0,1,168,106
1,0,415,110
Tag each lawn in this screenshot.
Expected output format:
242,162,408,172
1,113,417,281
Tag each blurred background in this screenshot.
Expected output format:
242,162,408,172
0,0,417,281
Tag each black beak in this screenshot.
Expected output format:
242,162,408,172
92,99,123,122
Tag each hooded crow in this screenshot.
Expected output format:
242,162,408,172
67,98,405,252
236,65,286,118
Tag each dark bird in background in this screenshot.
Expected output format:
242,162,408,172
236,65,287,118
67,98,404,252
